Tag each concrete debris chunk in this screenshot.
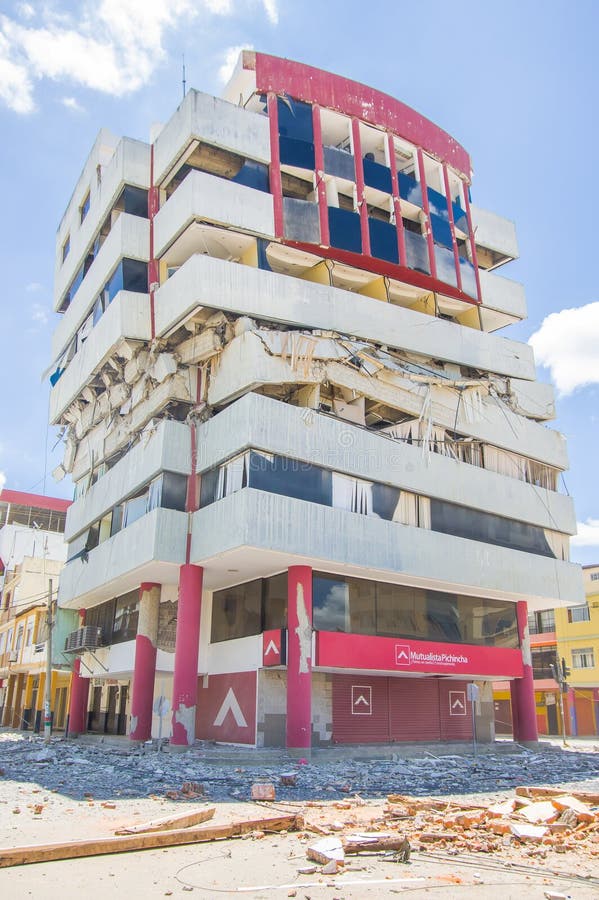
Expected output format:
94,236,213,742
519,801,559,824
510,822,548,841
306,837,345,865
551,795,594,822
487,799,516,817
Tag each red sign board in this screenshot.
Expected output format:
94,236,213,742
316,632,523,678
196,672,257,744
262,629,285,667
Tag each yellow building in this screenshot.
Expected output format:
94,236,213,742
0,489,75,732
554,563,599,737
0,600,71,730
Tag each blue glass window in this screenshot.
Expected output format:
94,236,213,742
369,218,399,264
328,207,362,254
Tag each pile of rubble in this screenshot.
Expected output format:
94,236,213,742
296,785,599,875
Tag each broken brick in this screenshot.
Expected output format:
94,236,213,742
251,783,276,801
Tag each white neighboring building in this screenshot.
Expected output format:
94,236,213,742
49,52,583,751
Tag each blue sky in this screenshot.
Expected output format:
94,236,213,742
1,0,598,563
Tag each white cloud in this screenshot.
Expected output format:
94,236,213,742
218,44,253,84
25,281,42,292
571,519,599,549
262,0,279,24
31,303,49,326
61,96,85,113
16,3,34,20
529,301,599,395
0,0,278,113
0,31,34,113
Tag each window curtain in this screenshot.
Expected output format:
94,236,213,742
147,476,163,511
216,453,248,500
392,491,419,526
544,529,569,561
332,473,373,515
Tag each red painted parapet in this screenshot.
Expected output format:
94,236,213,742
316,631,523,678
509,600,539,743
252,53,472,179
130,582,160,742
286,566,313,751
171,564,203,746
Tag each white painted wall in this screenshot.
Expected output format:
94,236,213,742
52,214,150,361
49,291,151,423
191,488,584,608
65,419,191,540
153,89,271,186
470,205,519,261
59,508,188,607
206,634,262,674
55,137,150,311
154,169,275,257
479,269,527,319
155,254,537,381
0,526,67,567
195,391,574,534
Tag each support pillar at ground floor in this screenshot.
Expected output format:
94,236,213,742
510,600,538,743
67,609,90,736
170,564,203,747
130,583,161,742
286,565,313,755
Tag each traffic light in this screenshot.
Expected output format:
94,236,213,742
550,662,559,682
561,657,571,680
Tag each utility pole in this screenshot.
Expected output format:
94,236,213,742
44,578,53,744
550,656,571,747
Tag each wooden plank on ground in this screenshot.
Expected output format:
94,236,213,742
0,814,302,869
115,806,215,835
516,786,599,804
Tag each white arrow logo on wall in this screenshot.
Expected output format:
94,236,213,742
354,694,369,707
265,639,279,656
213,688,248,728
452,697,465,710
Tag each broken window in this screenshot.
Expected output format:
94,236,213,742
112,590,139,644
62,234,70,263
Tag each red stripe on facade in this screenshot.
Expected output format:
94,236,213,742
253,53,472,179
387,133,407,268
266,92,284,238
461,185,483,304
417,148,438,281
351,118,371,257
285,241,481,306
311,104,330,248
442,164,463,292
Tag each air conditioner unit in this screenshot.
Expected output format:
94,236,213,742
34,642,45,654
8,650,18,662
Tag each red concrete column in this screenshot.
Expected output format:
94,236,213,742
286,565,313,753
510,601,538,743
130,583,161,742
170,564,203,746
67,609,90,736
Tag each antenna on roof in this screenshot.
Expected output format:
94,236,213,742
182,53,187,101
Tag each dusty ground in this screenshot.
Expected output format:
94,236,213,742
0,733,598,898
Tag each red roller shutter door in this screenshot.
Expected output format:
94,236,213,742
438,680,473,741
574,691,597,736
332,675,390,743
389,677,441,741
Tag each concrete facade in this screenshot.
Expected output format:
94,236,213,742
49,52,583,750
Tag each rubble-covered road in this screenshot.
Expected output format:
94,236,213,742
0,731,598,802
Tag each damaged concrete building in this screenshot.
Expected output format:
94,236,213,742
49,52,583,750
